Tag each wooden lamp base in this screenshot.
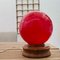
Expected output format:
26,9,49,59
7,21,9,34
22,44,51,58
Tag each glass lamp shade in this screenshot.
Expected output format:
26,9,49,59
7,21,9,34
19,11,53,45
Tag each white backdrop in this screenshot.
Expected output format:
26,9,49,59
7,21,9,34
0,0,60,48
40,0,60,48
0,0,16,32
17,0,60,48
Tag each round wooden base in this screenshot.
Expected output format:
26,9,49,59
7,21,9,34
22,44,51,58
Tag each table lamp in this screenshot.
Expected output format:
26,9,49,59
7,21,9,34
19,11,53,58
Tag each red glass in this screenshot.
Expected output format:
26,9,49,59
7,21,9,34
19,11,53,45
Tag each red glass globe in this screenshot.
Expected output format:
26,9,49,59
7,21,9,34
19,11,53,45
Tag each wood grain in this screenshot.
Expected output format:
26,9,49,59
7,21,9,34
0,42,60,60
